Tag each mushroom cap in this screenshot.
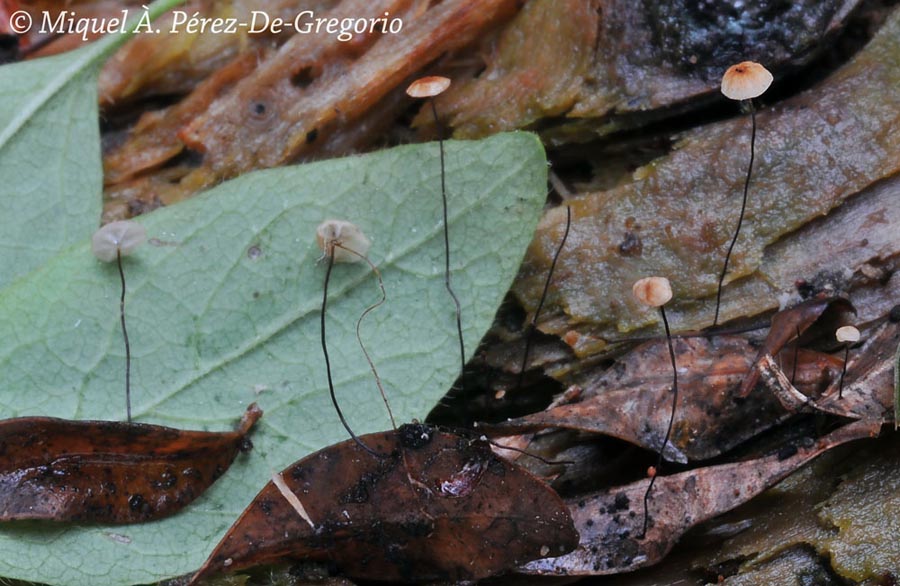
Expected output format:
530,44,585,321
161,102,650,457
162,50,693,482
91,220,147,262
406,76,451,98
835,325,860,343
632,276,672,308
721,61,773,101
316,219,371,263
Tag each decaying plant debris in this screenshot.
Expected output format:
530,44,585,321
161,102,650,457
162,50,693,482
0,404,260,523
3,0,899,583
100,0,521,214
485,334,843,462
512,8,900,349
419,0,864,142
91,0,889,219
518,419,879,577
190,424,578,584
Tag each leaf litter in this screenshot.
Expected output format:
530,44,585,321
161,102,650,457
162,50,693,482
189,424,578,584
519,419,880,577
0,132,549,585
754,315,899,423
486,334,842,462
513,7,900,347
1,1,900,580
486,305,896,581
738,297,854,398
185,128,579,584
477,290,895,579
0,404,261,523
209,191,896,583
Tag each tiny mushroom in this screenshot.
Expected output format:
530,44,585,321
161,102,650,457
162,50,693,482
631,276,678,539
405,74,466,383
91,219,147,423
405,75,451,99
835,325,860,399
316,218,380,457
721,61,773,101
632,276,673,308
713,61,773,326
91,220,147,262
835,325,860,344
316,219,371,263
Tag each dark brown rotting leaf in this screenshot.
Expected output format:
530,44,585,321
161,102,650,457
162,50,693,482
739,297,854,397
485,335,841,462
0,403,261,523
518,419,878,577
755,318,898,422
189,423,578,584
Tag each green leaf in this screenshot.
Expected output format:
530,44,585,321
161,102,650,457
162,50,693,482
0,0,182,288
0,132,547,585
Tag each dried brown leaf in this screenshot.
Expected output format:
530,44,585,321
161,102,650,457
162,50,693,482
519,419,878,577
0,403,261,523
488,335,840,461
739,297,853,397
755,318,898,422
189,423,578,584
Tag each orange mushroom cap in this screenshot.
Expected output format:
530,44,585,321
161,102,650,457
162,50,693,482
406,76,451,98
632,276,673,308
721,61,773,101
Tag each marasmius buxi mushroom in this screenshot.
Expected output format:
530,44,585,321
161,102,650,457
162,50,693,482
631,276,679,539
405,76,466,385
713,61,773,326
91,220,147,422
835,325,860,399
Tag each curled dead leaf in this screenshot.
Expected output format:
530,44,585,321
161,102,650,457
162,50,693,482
487,335,840,462
519,419,878,577
739,297,854,397
755,317,898,422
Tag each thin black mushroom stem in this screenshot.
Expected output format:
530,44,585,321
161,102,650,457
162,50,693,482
835,325,860,399
631,276,678,539
316,219,383,458
516,205,572,391
790,325,801,386
316,220,441,495
91,220,147,423
485,204,575,469
405,75,466,384
713,61,773,327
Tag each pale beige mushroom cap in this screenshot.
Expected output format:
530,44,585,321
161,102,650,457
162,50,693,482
406,76,451,98
316,219,371,263
721,61,773,100
835,325,860,343
91,220,147,262
632,276,673,307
